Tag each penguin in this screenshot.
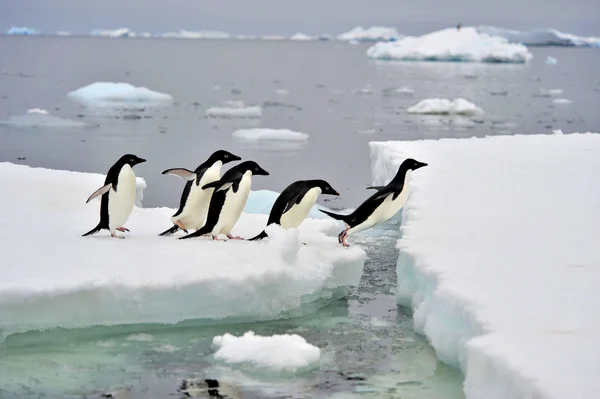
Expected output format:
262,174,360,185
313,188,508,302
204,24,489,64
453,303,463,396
319,158,427,247
159,150,241,236
178,378,242,398
82,154,146,238
180,160,269,240
248,179,339,241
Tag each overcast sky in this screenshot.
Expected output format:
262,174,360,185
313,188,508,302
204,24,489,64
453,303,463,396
1,0,599,36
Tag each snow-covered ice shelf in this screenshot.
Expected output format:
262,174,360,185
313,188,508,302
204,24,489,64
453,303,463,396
67,82,173,107
367,27,532,63
212,331,320,373
370,134,600,399
407,98,482,116
0,163,365,338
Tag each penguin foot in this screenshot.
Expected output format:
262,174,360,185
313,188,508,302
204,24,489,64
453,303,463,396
227,234,244,240
116,227,129,232
175,221,187,232
338,229,350,247
111,233,125,239
212,235,225,241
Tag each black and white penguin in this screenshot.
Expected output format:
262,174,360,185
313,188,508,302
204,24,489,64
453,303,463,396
159,150,241,236
179,160,269,240
249,179,339,241
319,158,427,247
82,154,146,238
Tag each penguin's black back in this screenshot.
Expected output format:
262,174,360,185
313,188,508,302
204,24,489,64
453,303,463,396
345,182,404,228
266,181,313,226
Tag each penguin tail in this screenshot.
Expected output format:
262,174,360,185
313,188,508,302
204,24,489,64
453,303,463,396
82,223,103,237
319,209,351,223
158,225,180,236
248,230,268,241
179,226,210,240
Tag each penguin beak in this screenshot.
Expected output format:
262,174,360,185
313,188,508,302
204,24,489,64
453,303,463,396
232,155,242,161
260,168,270,176
414,161,427,170
137,158,147,164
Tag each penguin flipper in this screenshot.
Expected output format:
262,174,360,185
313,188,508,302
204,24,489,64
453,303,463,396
366,186,385,191
82,222,104,237
85,183,112,203
179,226,210,240
249,230,269,241
162,168,197,181
159,225,180,236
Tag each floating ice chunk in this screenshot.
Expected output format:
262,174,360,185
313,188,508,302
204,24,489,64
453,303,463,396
161,30,230,39
552,129,563,135
337,26,401,42
68,82,173,107
56,31,71,37
5,26,40,35
367,27,532,63
205,101,262,118
232,128,309,142
260,35,286,41
476,25,600,47
545,56,558,65
542,88,563,96
552,98,572,104
290,32,313,41
275,89,290,95
0,109,88,129
212,331,320,373
91,28,136,38
370,133,600,399
396,87,415,94
0,163,365,337
407,98,483,116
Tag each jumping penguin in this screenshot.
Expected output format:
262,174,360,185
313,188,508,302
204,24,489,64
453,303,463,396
82,154,146,238
179,160,269,240
249,179,339,241
319,158,427,247
159,150,241,236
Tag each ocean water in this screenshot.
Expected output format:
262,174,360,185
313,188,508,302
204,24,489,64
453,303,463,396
0,36,599,398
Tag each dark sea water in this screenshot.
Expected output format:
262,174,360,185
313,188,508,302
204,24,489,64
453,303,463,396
0,36,598,398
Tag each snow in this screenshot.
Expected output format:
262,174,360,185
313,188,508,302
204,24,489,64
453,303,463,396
367,27,532,63
407,98,483,116
68,82,173,107
205,101,262,118
212,331,320,373
91,28,136,38
161,30,231,39
553,98,572,104
232,128,309,142
5,26,40,35
290,33,313,41
476,25,600,48
337,26,401,42
369,133,600,399
0,163,364,338
0,109,88,129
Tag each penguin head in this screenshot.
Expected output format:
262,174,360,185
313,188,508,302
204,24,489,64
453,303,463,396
238,160,269,176
312,179,340,196
120,154,146,167
402,158,427,171
210,150,241,165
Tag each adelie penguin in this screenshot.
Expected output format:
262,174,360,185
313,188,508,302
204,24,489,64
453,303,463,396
180,160,269,240
249,179,339,241
82,154,146,238
320,158,427,247
159,150,241,236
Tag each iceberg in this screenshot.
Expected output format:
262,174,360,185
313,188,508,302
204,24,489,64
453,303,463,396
476,26,600,48
369,133,600,399
0,108,88,129
407,98,483,116
205,101,262,118
367,27,532,63
91,28,136,38
212,331,320,373
67,82,173,107
5,26,40,35
161,30,230,39
337,26,401,42
290,32,313,41
232,128,309,142
0,163,365,338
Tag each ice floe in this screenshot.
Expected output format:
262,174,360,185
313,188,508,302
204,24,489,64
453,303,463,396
370,133,600,399
290,32,313,41
476,25,600,47
0,108,88,129
67,82,173,107
367,27,532,63
232,128,309,142
407,98,483,116
337,26,401,42
0,163,364,337
205,101,262,118
545,56,558,65
91,28,136,38
552,98,572,104
5,26,40,35
212,331,320,372
161,30,231,39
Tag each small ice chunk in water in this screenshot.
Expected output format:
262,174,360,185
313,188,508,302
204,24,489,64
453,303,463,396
552,98,572,104
396,87,415,94
275,89,290,95
0,109,88,128
290,32,313,41
205,101,262,118
68,82,173,107
27,108,49,115
212,331,321,372
545,56,558,65
407,98,483,116
232,128,308,141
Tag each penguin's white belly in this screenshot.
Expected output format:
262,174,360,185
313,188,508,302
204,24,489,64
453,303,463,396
172,166,221,229
214,173,252,235
108,165,137,231
349,186,410,235
280,187,321,229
